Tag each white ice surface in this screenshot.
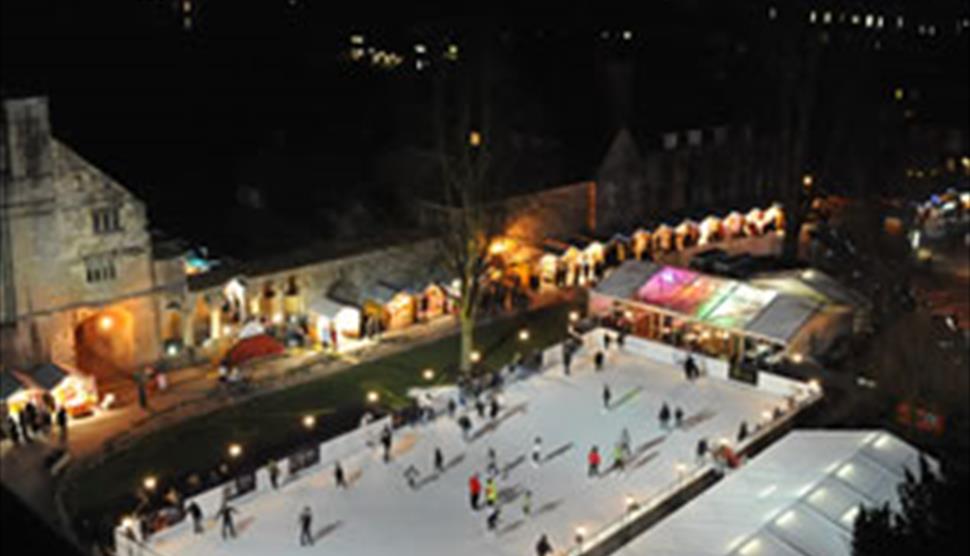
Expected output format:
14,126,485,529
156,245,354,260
150,347,787,556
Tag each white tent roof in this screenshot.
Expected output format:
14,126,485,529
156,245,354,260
743,294,820,344
307,296,358,319
614,430,931,556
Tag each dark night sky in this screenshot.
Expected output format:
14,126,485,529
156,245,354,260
2,0,967,259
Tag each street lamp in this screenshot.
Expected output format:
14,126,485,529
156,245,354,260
518,329,530,342
569,311,581,323
422,368,435,381
143,476,158,492
302,415,316,429
99,315,114,331
470,350,481,364
367,390,380,404
228,443,243,459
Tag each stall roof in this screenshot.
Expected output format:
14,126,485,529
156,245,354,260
308,296,358,319
327,280,363,307
364,281,400,304
1,371,29,400
613,430,931,556
22,363,70,390
743,295,820,344
752,270,870,309
594,260,662,300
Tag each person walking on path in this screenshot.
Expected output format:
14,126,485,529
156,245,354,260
485,478,498,507
434,447,445,474
603,332,612,351
469,474,482,510
475,397,486,419
536,533,554,556
684,353,699,381
334,461,347,488
603,384,612,409
563,347,573,376
594,350,605,371
55,406,68,443
588,446,601,477
268,459,280,489
187,501,203,534
489,396,500,420
217,503,238,540
531,437,543,467
675,407,684,428
447,398,457,418
299,506,313,546
136,370,149,410
659,403,671,429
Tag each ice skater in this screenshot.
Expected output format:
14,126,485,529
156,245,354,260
594,350,605,371
485,477,498,507
603,332,612,350
334,461,346,488
187,501,203,534
603,384,612,409
487,505,501,531
588,446,601,477
475,397,486,418
404,464,420,488
268,459,280,489
447,398,457,418
536,533,554,556
522,489,533,517
469,474,482,510
487,447,499,476
531,436,543,467
434,447,445,473
563,345,573,376
684,353,699,381
659,402,671,429
217,503,238,540
613,443,626,471
299,506,313,546
381,425,393,462
674,407,684,428
737,421,748,442
489,396,500,420
696,438,708,462
458,414,473,440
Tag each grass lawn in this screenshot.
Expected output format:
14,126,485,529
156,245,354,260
65,302,578,527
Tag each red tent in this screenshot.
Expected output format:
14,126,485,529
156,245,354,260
226,334,285,367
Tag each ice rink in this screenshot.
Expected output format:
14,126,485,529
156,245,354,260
148,341,795,556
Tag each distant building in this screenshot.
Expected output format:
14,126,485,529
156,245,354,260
0,97,185,378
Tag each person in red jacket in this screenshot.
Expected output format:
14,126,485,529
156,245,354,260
588,446,601,477
469,473,482,510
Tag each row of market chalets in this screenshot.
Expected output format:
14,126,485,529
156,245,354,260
190,264,469,364
1,363,99,424
589,260,860,382
536,204,786,287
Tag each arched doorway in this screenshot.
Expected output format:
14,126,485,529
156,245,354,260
74,307,135,380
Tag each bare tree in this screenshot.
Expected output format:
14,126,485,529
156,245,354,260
427,31,509,374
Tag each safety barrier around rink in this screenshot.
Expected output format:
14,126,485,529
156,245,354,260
556,331,823,556
113,415,393,554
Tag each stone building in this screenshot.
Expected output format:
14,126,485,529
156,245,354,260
0,97,185,380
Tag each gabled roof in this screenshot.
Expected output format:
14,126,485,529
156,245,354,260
1,371,29,400
22,363,70,390
597,127,643,179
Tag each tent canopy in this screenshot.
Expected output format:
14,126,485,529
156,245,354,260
226,334,285,367
308,296,357,320
613,430,930,556
1,371,30,400
22,363,70,390
595,261,662,300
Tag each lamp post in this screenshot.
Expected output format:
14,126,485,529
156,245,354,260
302,415,316,430
422,368,435,381
366,390,380,405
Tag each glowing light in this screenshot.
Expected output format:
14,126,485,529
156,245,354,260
222,325,232,336
367,391,380,404
228,443,243,458
762,410,773,422
518,329,530,342
272,313,284,324
622,30,633,40
790,353,804,364
422,368,435,381
569,311,581,323
802,174,813,187
775,510,796,526
675,462,687,474
895,88,905,101
302,415,316,429
470,350,481,363
623,310,634,320
143,476,158,491
842,506,860,524
739,538,761,556
120,516,136,530
99,315,114,331
469,130,482,147
808,379,821,392
350,34,365,45
166,344,179,357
